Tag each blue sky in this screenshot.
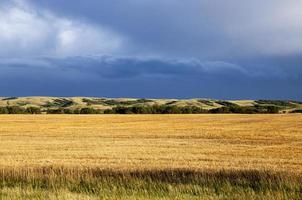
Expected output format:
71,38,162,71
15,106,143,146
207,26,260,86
0,0,302,99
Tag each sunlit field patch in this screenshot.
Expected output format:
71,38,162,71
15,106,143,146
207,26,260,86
0,114,302,199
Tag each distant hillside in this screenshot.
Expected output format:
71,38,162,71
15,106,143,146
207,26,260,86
0,97,301,114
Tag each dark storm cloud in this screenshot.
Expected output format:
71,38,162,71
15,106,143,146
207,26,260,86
0,56,301,100
31,0,302,59
0,0,302,99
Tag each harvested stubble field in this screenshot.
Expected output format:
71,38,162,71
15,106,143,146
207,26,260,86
0,114,302,199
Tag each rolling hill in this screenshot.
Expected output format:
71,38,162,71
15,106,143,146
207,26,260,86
0,97,301,113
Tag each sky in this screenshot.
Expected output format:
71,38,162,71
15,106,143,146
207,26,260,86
0,0,302,100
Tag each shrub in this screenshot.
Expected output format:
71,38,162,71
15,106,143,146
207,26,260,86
44,99,73,108
80,108,102,114
0,107,9,114
111,107,133,114
216,101,237,107
73,109,81,114
197,100,214,106
6,106,27,114
104,109,116,114
255,100,296,108
26,107,41,114
210,107,231,114
47,109,64,114
291,109,302,113
63,109,74,114
2,97,18,101
266,106,280,113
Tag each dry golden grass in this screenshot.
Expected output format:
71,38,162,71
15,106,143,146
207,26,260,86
0,114,302,173
230,100,255,107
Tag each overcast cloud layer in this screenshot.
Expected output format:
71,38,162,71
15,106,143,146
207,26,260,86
0,0,301,99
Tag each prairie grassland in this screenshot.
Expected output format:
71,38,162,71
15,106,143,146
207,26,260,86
0,114,302,199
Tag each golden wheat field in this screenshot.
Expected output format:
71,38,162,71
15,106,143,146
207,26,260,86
0,114,302,171
1,114,302,199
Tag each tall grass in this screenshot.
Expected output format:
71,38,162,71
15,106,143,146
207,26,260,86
1,167,302,199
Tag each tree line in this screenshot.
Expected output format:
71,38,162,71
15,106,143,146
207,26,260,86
104,105,280,114
0,104,281,114
0,106,41,114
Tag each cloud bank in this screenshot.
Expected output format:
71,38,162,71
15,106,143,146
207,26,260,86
0,0,125,58
0,0,302,99
1,56,301,100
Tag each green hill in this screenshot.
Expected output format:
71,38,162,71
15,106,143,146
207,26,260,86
0,97,301,114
